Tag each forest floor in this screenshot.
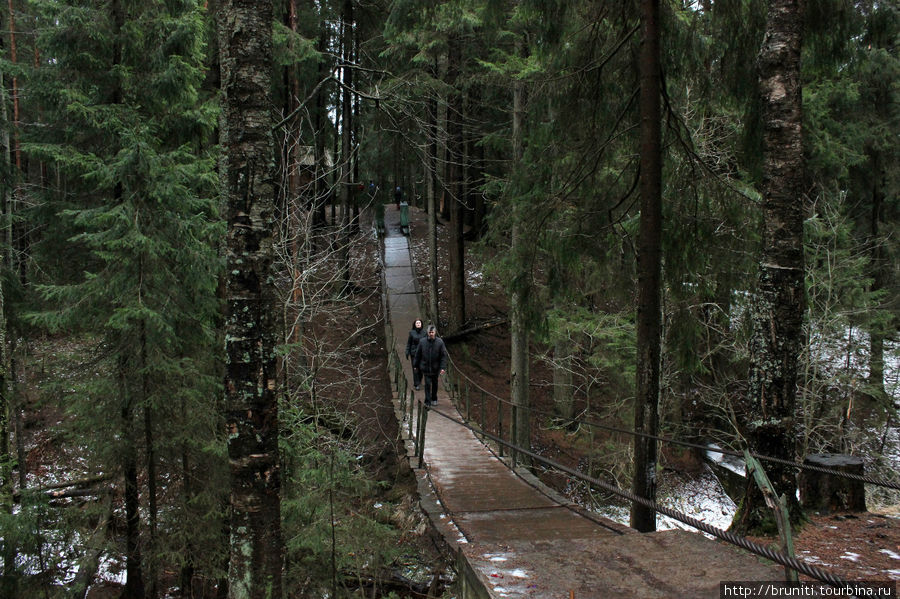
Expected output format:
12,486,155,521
400,203,900,584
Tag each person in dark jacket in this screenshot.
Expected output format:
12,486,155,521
413,325,447,406
405,319,426,390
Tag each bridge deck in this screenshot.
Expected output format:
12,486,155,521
382,208,781,598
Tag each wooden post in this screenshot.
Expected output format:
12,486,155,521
407,389,415,438
480,391,485,438
417,403,429,462
407,390,415,441
498,396,504,458
465,381,470,420
745,452,798,582
512,405,518,468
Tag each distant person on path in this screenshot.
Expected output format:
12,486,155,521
414,325,447,406
394,186,402,210
405,319,426,390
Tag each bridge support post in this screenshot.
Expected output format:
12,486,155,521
498,396,504,458
417,403,429,463
511,405,518,469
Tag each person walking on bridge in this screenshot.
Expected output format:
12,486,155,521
405,319,426,390
414,324,447,406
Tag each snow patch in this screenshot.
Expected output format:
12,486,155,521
879,549,900,560
705,444,746,477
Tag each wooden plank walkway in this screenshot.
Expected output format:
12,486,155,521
381,207,781,598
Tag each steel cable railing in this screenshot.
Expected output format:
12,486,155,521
422,402,851,588
443,354,900,491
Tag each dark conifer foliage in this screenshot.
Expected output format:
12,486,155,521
8,0,225,593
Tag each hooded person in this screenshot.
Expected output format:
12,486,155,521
405,318,426,390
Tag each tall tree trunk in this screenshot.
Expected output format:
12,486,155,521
736,0,805,534
7,0,20,176
284,0,302,297
1,13,18,594
338,0,354,292
471,132,486,239
509,49,530,461
446,37,466,332
109,2,149,592
120,362,146,599
426,95,439,325
631,0,662,534
141,323,158,599
312,17,329,233
10,344,22,492
437,53,450,222
552,339,574,422
0,79,11,596
217,0,283,595
352,27,361,233
867,153,886,399
179,399,195,595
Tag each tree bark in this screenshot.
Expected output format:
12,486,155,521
737,0,805,534
446,36,466,332
217,0,284,594
867,153,886,398
631,0,662,534
552,340,575,423
427,94,439,325
0,23,13,589
312,17,329,233
338,0,354,293
141,321,159,598
509,50,530,462
120,364,145,599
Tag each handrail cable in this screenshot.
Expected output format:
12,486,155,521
422,402,849,588
445,354,900,491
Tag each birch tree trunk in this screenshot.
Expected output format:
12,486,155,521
737,0,805,534
218,0,283,594
631,0,662,534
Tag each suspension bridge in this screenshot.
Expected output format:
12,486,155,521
378,207,874,598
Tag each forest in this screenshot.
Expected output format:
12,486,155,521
0,0,898,597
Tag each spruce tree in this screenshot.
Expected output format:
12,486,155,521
22,0,223,593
